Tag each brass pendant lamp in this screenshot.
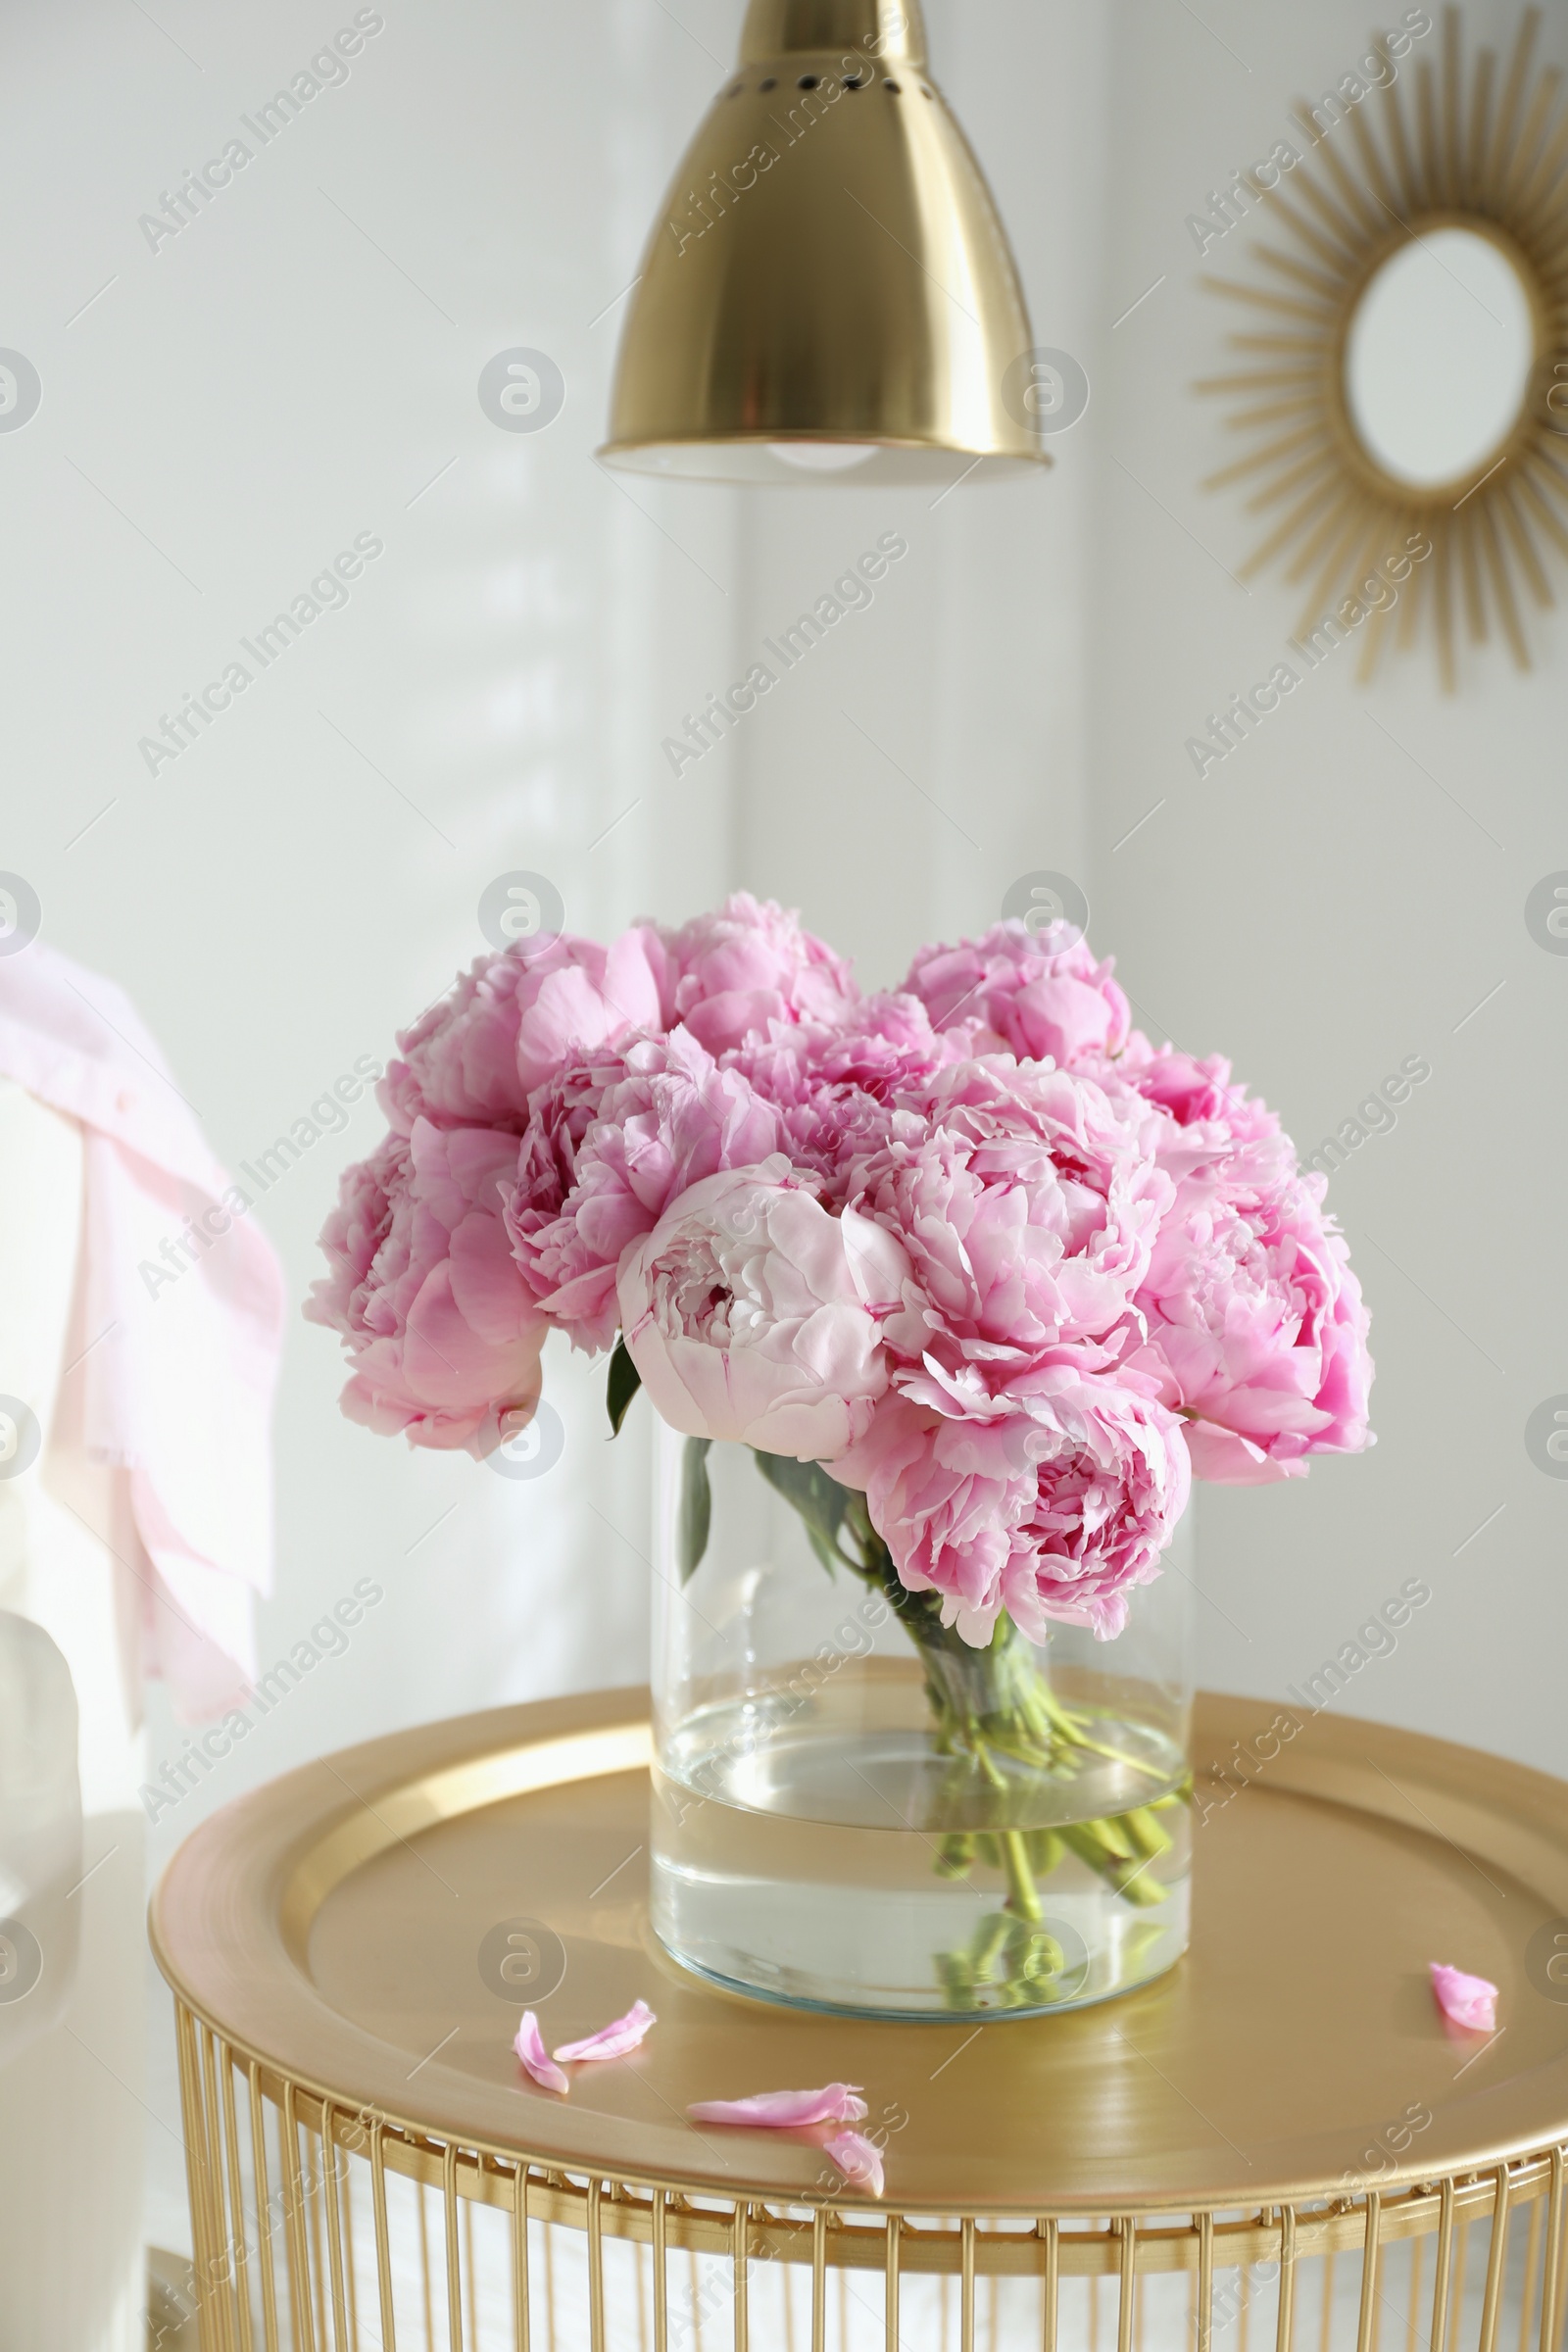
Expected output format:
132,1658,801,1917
600,0,1050,486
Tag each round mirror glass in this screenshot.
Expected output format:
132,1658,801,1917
1344,226,1537,489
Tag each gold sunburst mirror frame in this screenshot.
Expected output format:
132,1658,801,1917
1200,6,1568,689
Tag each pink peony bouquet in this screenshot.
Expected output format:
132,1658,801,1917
309,895,1373,1653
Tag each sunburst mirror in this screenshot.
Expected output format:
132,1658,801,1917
1200,6,1568,687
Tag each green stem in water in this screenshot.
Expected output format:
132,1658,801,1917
999,1830,1043,1922
750,1446,1188,1994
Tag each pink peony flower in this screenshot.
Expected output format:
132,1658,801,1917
903,919,1131,1070
1098,1036,1373,1484
617,1162,906,1460
514,2013,568,2094
1430,1964,1497,2034
849,1057,1172,1401
381,927,674,1136
552,1999,657,2063
1117,1039,1279,1147
306,891,1375,1644
823,2131,885,2197
725,994,949,1202
306,1120,545,1456
669,892,858,1054
1130,1159,1373,1485
1095,1040,1291,1207
509,1030,782,1351
505,1048,630,1239
835,1375,1189,1644
509,925,673,1095
688,2084,868,2129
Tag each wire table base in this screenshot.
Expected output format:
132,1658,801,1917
171,2034,1568,2352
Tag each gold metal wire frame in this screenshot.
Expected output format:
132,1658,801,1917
1198,6,1568,687
172,2001,1568,2352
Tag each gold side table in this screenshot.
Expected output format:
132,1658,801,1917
150,1690,1568,2352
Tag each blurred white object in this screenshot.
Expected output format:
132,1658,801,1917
0,1078,143,2348
0,949,283,2347
0,1609,80,2067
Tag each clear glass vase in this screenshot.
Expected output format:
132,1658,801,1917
649,1426,1195,2020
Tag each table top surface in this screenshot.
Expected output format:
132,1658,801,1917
150,1688,1568,2215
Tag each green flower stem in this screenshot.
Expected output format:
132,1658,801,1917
934,1832,975,1879
1025,1827,1064,1876
748,1445,1190,2002
970,1911,1015,1982
1121,1805,1176,1859
999,1830,1043,1921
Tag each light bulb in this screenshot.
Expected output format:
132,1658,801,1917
765,442,879,473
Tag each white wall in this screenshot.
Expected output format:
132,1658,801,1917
1084,0,1568,1778
1,0,750,1822
726,0,1568,1789
0,0,743,2249
729,1,1110,982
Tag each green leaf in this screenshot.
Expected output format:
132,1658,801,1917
751,1450,849,1538
751,1451,854,1580
606,1341,642,1438
677,1437,712,1583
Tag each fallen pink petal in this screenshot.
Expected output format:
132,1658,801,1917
514,2012,569,2095
824,2130,886,2197
1430,1963,1498,2034
688,2083,869,2130
553,1999,658,2064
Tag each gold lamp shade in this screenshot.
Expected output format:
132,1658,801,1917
600,0,1050,485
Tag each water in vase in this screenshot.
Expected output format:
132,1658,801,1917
653,1661,1191,2018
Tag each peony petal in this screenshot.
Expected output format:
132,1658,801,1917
1430,1963,1497,2034
514,2013,569,2095
616,1165,888,1459
824,2130,885,2197
553,1999,657,2064
687,2084,869,2130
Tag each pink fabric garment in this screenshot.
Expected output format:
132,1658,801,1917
0,941,285,1719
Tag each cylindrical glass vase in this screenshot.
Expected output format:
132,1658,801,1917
649,1427,1194,2020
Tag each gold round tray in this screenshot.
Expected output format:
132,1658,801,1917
151,1690,1568,2350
